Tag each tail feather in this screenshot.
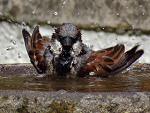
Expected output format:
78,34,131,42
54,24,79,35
125,45,139,57
112,44,125,59
110,46,144,75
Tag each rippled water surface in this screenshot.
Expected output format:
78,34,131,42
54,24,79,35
0,70,150,92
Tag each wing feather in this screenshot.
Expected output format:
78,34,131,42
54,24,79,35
22,26,53,74
78,44,143,77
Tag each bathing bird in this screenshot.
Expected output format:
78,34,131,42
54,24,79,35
22,23,144,78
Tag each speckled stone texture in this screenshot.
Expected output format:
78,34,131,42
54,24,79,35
0,0,150,31
0,91,149,113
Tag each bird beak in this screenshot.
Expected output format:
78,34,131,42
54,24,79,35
61,37,74,49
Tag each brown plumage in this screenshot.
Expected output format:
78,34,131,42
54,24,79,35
22,23,144,78
22,26,53,74
78,44,144,77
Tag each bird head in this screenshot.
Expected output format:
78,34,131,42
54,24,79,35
52,23,82,52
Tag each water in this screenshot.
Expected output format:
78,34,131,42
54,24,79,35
0,66,150,92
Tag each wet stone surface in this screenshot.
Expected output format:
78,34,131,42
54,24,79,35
0,91,149,113
1,0,150,32
0,63,150,112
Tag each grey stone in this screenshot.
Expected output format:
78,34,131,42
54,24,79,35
0,0,150,31
0,91,150,113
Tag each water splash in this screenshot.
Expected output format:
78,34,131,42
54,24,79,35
6,46,14,51
10,40,16,45
53,11,58,16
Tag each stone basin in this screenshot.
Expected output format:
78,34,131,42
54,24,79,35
0,63,150,112
0,63,150,92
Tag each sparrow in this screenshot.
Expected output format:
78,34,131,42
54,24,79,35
22,23,144,78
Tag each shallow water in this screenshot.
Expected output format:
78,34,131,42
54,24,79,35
0,71,150,92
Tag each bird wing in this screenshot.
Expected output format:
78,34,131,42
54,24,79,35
78,44,144,77
22,26,53,74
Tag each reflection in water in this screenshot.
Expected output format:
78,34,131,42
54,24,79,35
0,71,150,92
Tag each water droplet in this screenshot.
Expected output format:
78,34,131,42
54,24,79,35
102,27,105,30
32,9,36,15
62,0,66,5
47,20,51,24
142,12,145,16
53,11,58,16
18,53,21,58
10,40,16,45
116,13,120,16
89,72,95,76
6,46,14,51
21,21,26,26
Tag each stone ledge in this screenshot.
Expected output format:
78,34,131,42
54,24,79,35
0,91,149,113
1,0,150,35
0,63,150,76
1,14,150,36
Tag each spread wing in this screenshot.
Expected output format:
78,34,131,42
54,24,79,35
22,26,54,74
78,44,144,77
